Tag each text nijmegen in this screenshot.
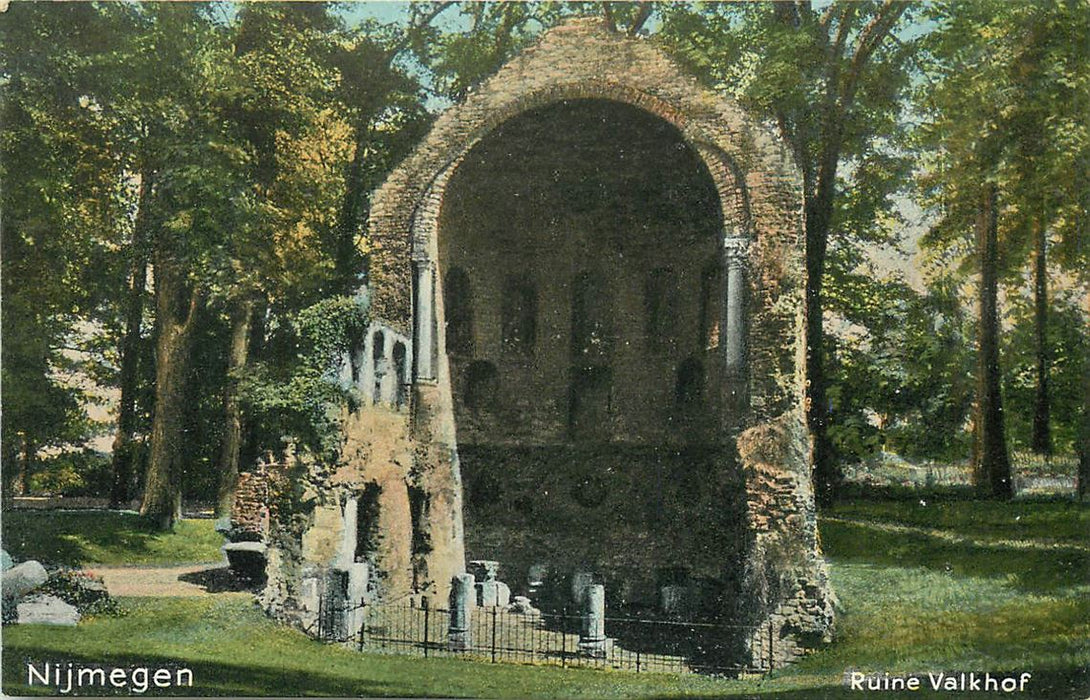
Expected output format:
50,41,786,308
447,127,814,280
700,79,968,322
27,661,194,694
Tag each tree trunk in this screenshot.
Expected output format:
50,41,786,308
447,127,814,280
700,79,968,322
140,252,201,529
335,122,371,294
806,124,846,506
16,434,33,496
110,173,154,508
239,296,268,471
972,185,1012,499
1030,217,1051,455
1080,373,1090,501
214,297,253,520
1079,292,1090,501
1,438,19,505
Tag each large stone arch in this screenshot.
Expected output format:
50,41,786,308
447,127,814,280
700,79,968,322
262,17,832,671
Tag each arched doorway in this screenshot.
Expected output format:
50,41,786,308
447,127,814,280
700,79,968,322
436,98,742,614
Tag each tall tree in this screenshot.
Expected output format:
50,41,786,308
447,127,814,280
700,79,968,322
109,171,155,507
1,3,132,499
212,2,347,519
919,0,1089,496
131,4,252,528
972,186,1012,497
660,1,915,502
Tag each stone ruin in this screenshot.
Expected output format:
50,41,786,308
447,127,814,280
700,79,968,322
235,18,835,670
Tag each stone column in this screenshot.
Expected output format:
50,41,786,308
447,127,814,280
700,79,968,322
378,331,395,403
723,235,749,373
336,497,358,570
345,562,370,640
578,584,607,657
448,572,474,650
414,262,436,381
361,328,376,404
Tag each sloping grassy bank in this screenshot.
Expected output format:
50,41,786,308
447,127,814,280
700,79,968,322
2,511,223,566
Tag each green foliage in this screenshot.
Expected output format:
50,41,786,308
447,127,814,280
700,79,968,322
823,249,975,463
917,0,1090,277
0,3,131,471
26,450,113,498
1001,290,1089,454
241,295,369,461
420,4,568,102
39,568,124,618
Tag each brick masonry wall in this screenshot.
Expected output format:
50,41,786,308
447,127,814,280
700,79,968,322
231,470,270,539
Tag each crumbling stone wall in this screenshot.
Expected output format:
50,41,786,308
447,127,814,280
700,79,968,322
736,412,836,668
230,470,270,540
261,17,834,670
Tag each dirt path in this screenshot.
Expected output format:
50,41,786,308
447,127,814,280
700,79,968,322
86,563,251,598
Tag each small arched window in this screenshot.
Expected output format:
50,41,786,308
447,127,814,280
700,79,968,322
444,266,474,357
393,342,408,408
644,267,676,351
371,329,386,404
571,271,613,361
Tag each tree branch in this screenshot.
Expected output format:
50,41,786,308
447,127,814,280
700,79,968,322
830,4,857,64
818,2,838,32
602,2,617,33
833,1,909,114
387,1,455,61
628,3,653,36
847,1,910,95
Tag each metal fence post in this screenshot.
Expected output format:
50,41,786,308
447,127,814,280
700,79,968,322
767,618,774,673
491,607,498,663
357,606,365,651
423,604,430,658
561,612,567,668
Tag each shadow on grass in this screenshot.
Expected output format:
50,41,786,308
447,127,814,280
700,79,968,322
820,520,1088,594
1,511,222,567
2,648,404,697
828,498,1089,545
176,566,259,594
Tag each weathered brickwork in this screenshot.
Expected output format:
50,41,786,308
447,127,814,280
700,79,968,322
262,17,833,670
230,470,270,539
736,413,836,668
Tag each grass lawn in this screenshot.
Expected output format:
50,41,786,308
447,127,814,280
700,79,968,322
2,499,1088,698
1,511,224,566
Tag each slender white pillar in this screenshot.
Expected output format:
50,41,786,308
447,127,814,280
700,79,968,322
337,497,359,569
361,328,375,404
578,584,607,657
723,235,749,373
448,573,475,650
415,262,436,380
379,330,395,403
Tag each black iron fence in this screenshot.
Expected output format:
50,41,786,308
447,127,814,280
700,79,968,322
332,601,767,676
